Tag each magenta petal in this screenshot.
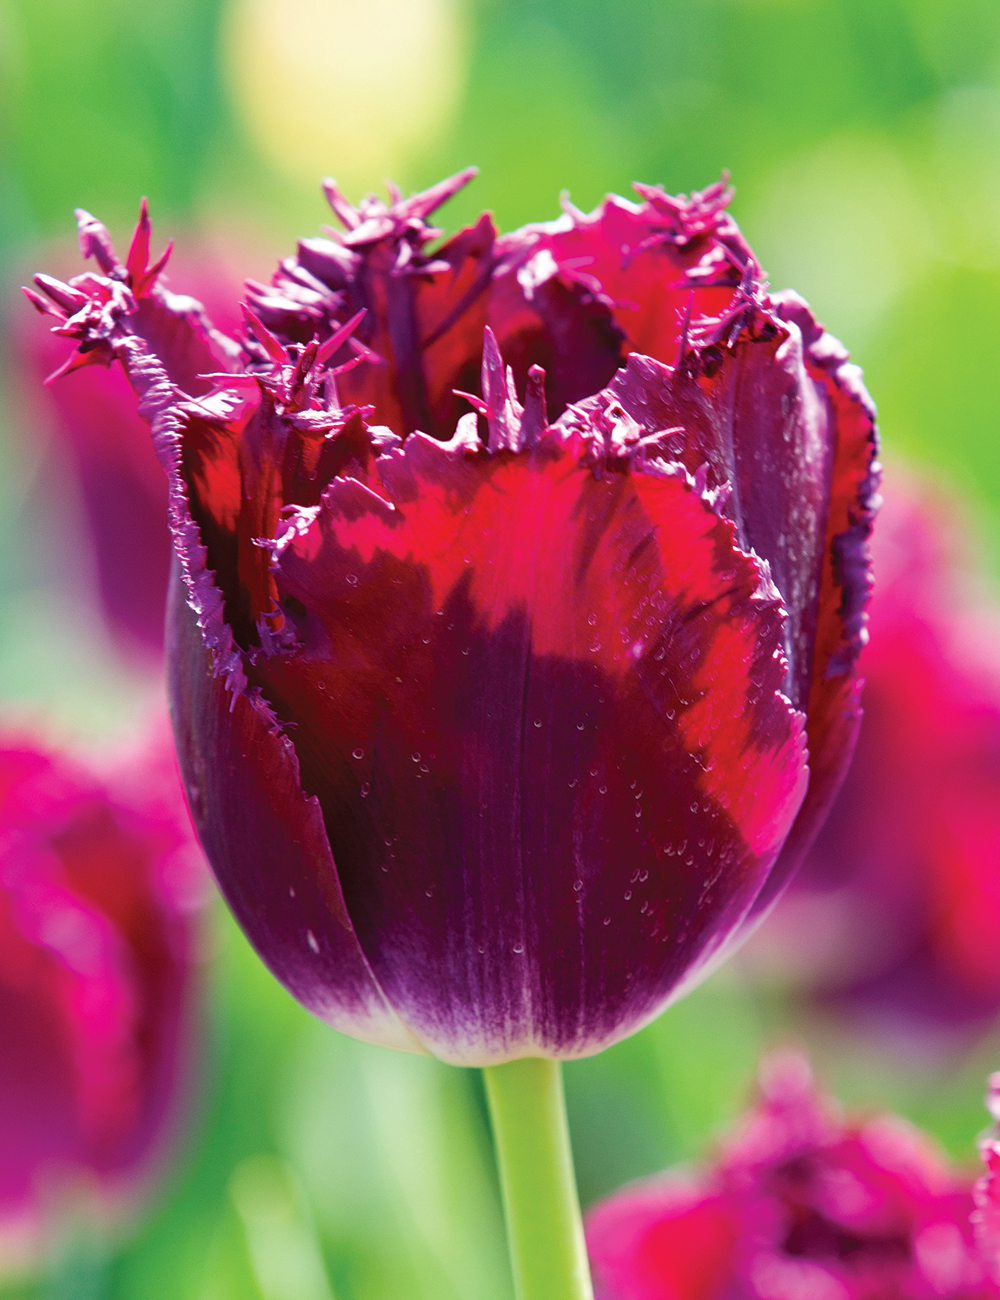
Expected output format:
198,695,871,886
588,1054,995,1300
166,569,417,1053
0,730,202,1256
251,430,807,1063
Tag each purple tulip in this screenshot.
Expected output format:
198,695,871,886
0,727,203,1266
587,1052,998,1300
27,171,878,1064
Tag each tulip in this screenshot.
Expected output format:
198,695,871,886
0,727,204,1274
28,171,878,1300
746,482,1000,1044
588,1052,999,1300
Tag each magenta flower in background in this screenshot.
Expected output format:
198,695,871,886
747,482,1000,1040
0,727,204,1268
587,1052,998,1300
27,171,878,1064
974,1075,1000,1287
17,235,243,659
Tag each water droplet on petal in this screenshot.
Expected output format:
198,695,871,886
346,574,359,586
512,943,524,954
360,782,370,797
307,930,320,953
352,747,364,760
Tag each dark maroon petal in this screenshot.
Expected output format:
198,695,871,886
249,423,806,1063
750,293,880,914
166,568,417,1053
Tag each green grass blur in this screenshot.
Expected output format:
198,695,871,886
3,1,1000,1296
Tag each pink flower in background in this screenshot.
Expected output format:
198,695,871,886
587,1052,998,1300
0,727,205,1268
973,1075,1000,1286
748,482,1000,1040
17,232,243,660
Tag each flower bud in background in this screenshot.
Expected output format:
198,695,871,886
746,482,1000,1045
587,1051,998,1300
0,726,205,1273
27,171,878,1065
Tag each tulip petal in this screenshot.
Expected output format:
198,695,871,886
250,421,807,1063
751,293,880,912
256,183,624,442
502,181,753,367
167,570,421,1053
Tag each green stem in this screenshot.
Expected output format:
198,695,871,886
483,1058,594,1300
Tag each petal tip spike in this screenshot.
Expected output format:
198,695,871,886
126,197,152,285
241,303,289,365
75,208,119,274
521,364,548,446
315,306,367,366
321,178,361,231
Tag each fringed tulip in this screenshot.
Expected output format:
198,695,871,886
27,172,879,1065
588,1053,998,1300
0,730,203,1268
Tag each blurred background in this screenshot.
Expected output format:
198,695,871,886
3,0,1000,1296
